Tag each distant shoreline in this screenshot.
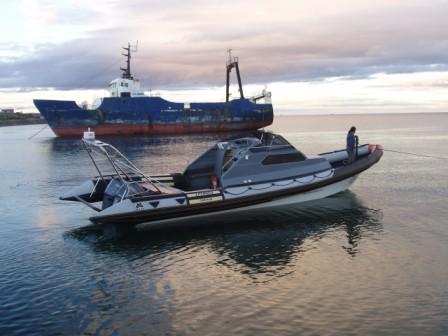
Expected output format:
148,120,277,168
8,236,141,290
0,120,45,127
0,112,45,127
1,111,447,130
274,111,448,117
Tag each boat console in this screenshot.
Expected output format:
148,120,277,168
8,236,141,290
182,131,331,190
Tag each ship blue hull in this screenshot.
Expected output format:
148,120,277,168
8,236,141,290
33,96,273,137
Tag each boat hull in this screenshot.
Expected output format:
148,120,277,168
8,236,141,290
135,175,359,230
33,96,274,137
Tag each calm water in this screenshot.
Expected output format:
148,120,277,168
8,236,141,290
1,114,448,336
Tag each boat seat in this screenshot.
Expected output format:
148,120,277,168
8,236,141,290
183,165,216,191
139,182,180,194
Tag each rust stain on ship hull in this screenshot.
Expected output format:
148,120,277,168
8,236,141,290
52,122,270,137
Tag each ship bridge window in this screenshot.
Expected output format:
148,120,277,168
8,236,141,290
262,152,306,165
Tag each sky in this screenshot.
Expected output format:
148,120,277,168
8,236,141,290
1,0,448,114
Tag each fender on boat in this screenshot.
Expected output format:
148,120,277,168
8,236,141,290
319,144,382,163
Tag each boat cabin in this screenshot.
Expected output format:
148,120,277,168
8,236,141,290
182,131,332,190
108,78,144,98
108,43,145,98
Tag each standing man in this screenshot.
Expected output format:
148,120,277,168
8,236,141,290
346,126,357,164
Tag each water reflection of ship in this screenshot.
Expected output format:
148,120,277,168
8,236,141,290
47,133,223,156
47,132,258,174
66,192,382,276
48,131,255,156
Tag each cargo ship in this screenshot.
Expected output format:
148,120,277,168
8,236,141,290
33,45,274,137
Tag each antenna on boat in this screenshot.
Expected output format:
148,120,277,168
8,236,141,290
225,49,245,102
227,48,232,63
120,42,137,80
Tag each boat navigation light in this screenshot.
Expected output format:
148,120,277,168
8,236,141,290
83,128,95,140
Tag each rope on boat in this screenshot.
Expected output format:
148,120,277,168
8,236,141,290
224,170,334,196
28,124,49,140
384,149,448,160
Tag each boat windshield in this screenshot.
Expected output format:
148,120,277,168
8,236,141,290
257,132,291,147
81,138,172,194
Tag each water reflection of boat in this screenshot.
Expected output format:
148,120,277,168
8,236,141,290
66,193,382,276
60,130,383,228
204,192,382,273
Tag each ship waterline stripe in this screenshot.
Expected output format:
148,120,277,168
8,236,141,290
49,122,272,137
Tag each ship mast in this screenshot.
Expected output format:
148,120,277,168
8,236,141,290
226,49,245,102
120,43,133,79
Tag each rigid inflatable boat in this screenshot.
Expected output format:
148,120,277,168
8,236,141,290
61,130,383,227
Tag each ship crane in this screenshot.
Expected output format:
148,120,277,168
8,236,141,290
251,90,271,103
225,49,245,102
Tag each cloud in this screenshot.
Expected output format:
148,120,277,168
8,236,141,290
1,0,448,90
